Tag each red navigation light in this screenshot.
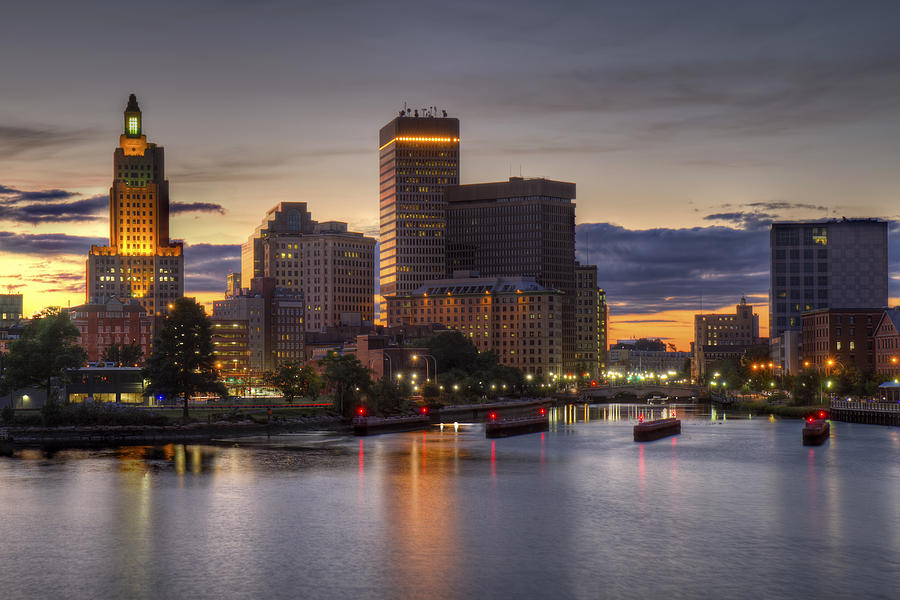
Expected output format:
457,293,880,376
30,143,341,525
421,406,428,415
591,380,597,387
638,415,644,423
818,411,826,419
539,407,546,416
489,412,497,422
357,407,366,416
807,417,814,423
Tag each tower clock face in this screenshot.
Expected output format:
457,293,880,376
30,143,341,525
128,116,139,135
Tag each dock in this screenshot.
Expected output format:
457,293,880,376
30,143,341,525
829,400,900,426
352,414,430,436
633,417,681,442
484,410,549,438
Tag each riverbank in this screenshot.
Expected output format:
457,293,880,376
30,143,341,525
6,414,346,449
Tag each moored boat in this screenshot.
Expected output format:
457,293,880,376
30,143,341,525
485,408,549,438
802,417,830,446
352,408,430,436
633,416,681,442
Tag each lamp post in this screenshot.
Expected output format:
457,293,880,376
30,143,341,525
412,353,437,383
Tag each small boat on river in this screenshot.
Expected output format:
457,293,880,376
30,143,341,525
485,408,549,438
802,417,830,446
633,416,681,442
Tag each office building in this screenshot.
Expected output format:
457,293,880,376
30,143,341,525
211,319,250,394
241,204,375,331
378,109,460,300
86,94,183,316
801,308,881,374
770,219,887,341
212,277,303,374
575,264,601,377
692,297,761,380
444,177,576,369
0,294,23,328
385,275,563,376
598,289,609,369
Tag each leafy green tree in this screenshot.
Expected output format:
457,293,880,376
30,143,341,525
424,330,479,372
263,362,320,403
144,298,225,418
792,368,820,405
318,351,371,417
102,340,144,366
0,307,86,404
369,376,404,414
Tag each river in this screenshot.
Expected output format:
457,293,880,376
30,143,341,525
1,404,899,599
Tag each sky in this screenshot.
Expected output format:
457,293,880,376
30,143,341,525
2,0,900,350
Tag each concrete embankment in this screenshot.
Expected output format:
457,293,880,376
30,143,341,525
7,415,346,449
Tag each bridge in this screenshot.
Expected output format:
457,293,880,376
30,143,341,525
578,384,703,402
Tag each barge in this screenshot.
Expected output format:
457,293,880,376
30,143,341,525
485,409,549,438
352,411,430,436
802,417,830,446
633,417,681,442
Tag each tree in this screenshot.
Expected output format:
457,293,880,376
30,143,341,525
263,362,319,403
423,330,479,373
318,352,371,417
0,307,86,404
102,340,144,366
144,298,225,418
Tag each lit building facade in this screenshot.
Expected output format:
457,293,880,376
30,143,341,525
212,277,303,374
241,204,375,331
692,297,760,380
87,94,183,316
211,319,250,393
801,307,881,374
379,110,460,301
69,297,153,364
386,276,563,376
598,289,609,369
770,219,887,341
300,222,375,331
874,309,900,377
444,177,576,370
575,264,601,377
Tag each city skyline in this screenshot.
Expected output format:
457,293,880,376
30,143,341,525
3,1,900,349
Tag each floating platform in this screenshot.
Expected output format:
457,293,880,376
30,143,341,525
485,412,549,438
352,414,430,436
633,418,681,442
802,419,830,446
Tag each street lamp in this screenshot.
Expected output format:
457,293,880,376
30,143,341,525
412,354,437,384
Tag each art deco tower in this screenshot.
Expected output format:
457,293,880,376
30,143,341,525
86,94,184,316
379,108,459,300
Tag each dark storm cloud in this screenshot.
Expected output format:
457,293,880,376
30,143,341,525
576,223,769,314
182,243,240,292
0,185,107,224
0,232,101,255
170,202,226,215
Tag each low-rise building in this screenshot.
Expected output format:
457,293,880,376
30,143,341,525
692,298,760,380
801,308,881,374
69,297,153,364
385,275,563,377
873,309,900,377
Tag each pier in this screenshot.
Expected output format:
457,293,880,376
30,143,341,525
829,400,900,426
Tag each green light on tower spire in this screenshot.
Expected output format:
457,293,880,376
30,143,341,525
124,93,141,137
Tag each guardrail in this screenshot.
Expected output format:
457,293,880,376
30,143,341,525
830,399,900,425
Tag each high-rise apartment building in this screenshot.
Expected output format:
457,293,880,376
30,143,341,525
444,177,577,370
378,109,459,300
86,94,183,316
770,219,887,340
241,203,375,331
598,289,609,370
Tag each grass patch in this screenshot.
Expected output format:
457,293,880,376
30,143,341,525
726,401,825,419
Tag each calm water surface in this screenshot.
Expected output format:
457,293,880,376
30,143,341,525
1,405,899,600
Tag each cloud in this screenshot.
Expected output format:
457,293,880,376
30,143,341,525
170,201,226,215
0,184,107,224
576,222,770,315
182,243,241,293
0,232,102,255
0,124,99,158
